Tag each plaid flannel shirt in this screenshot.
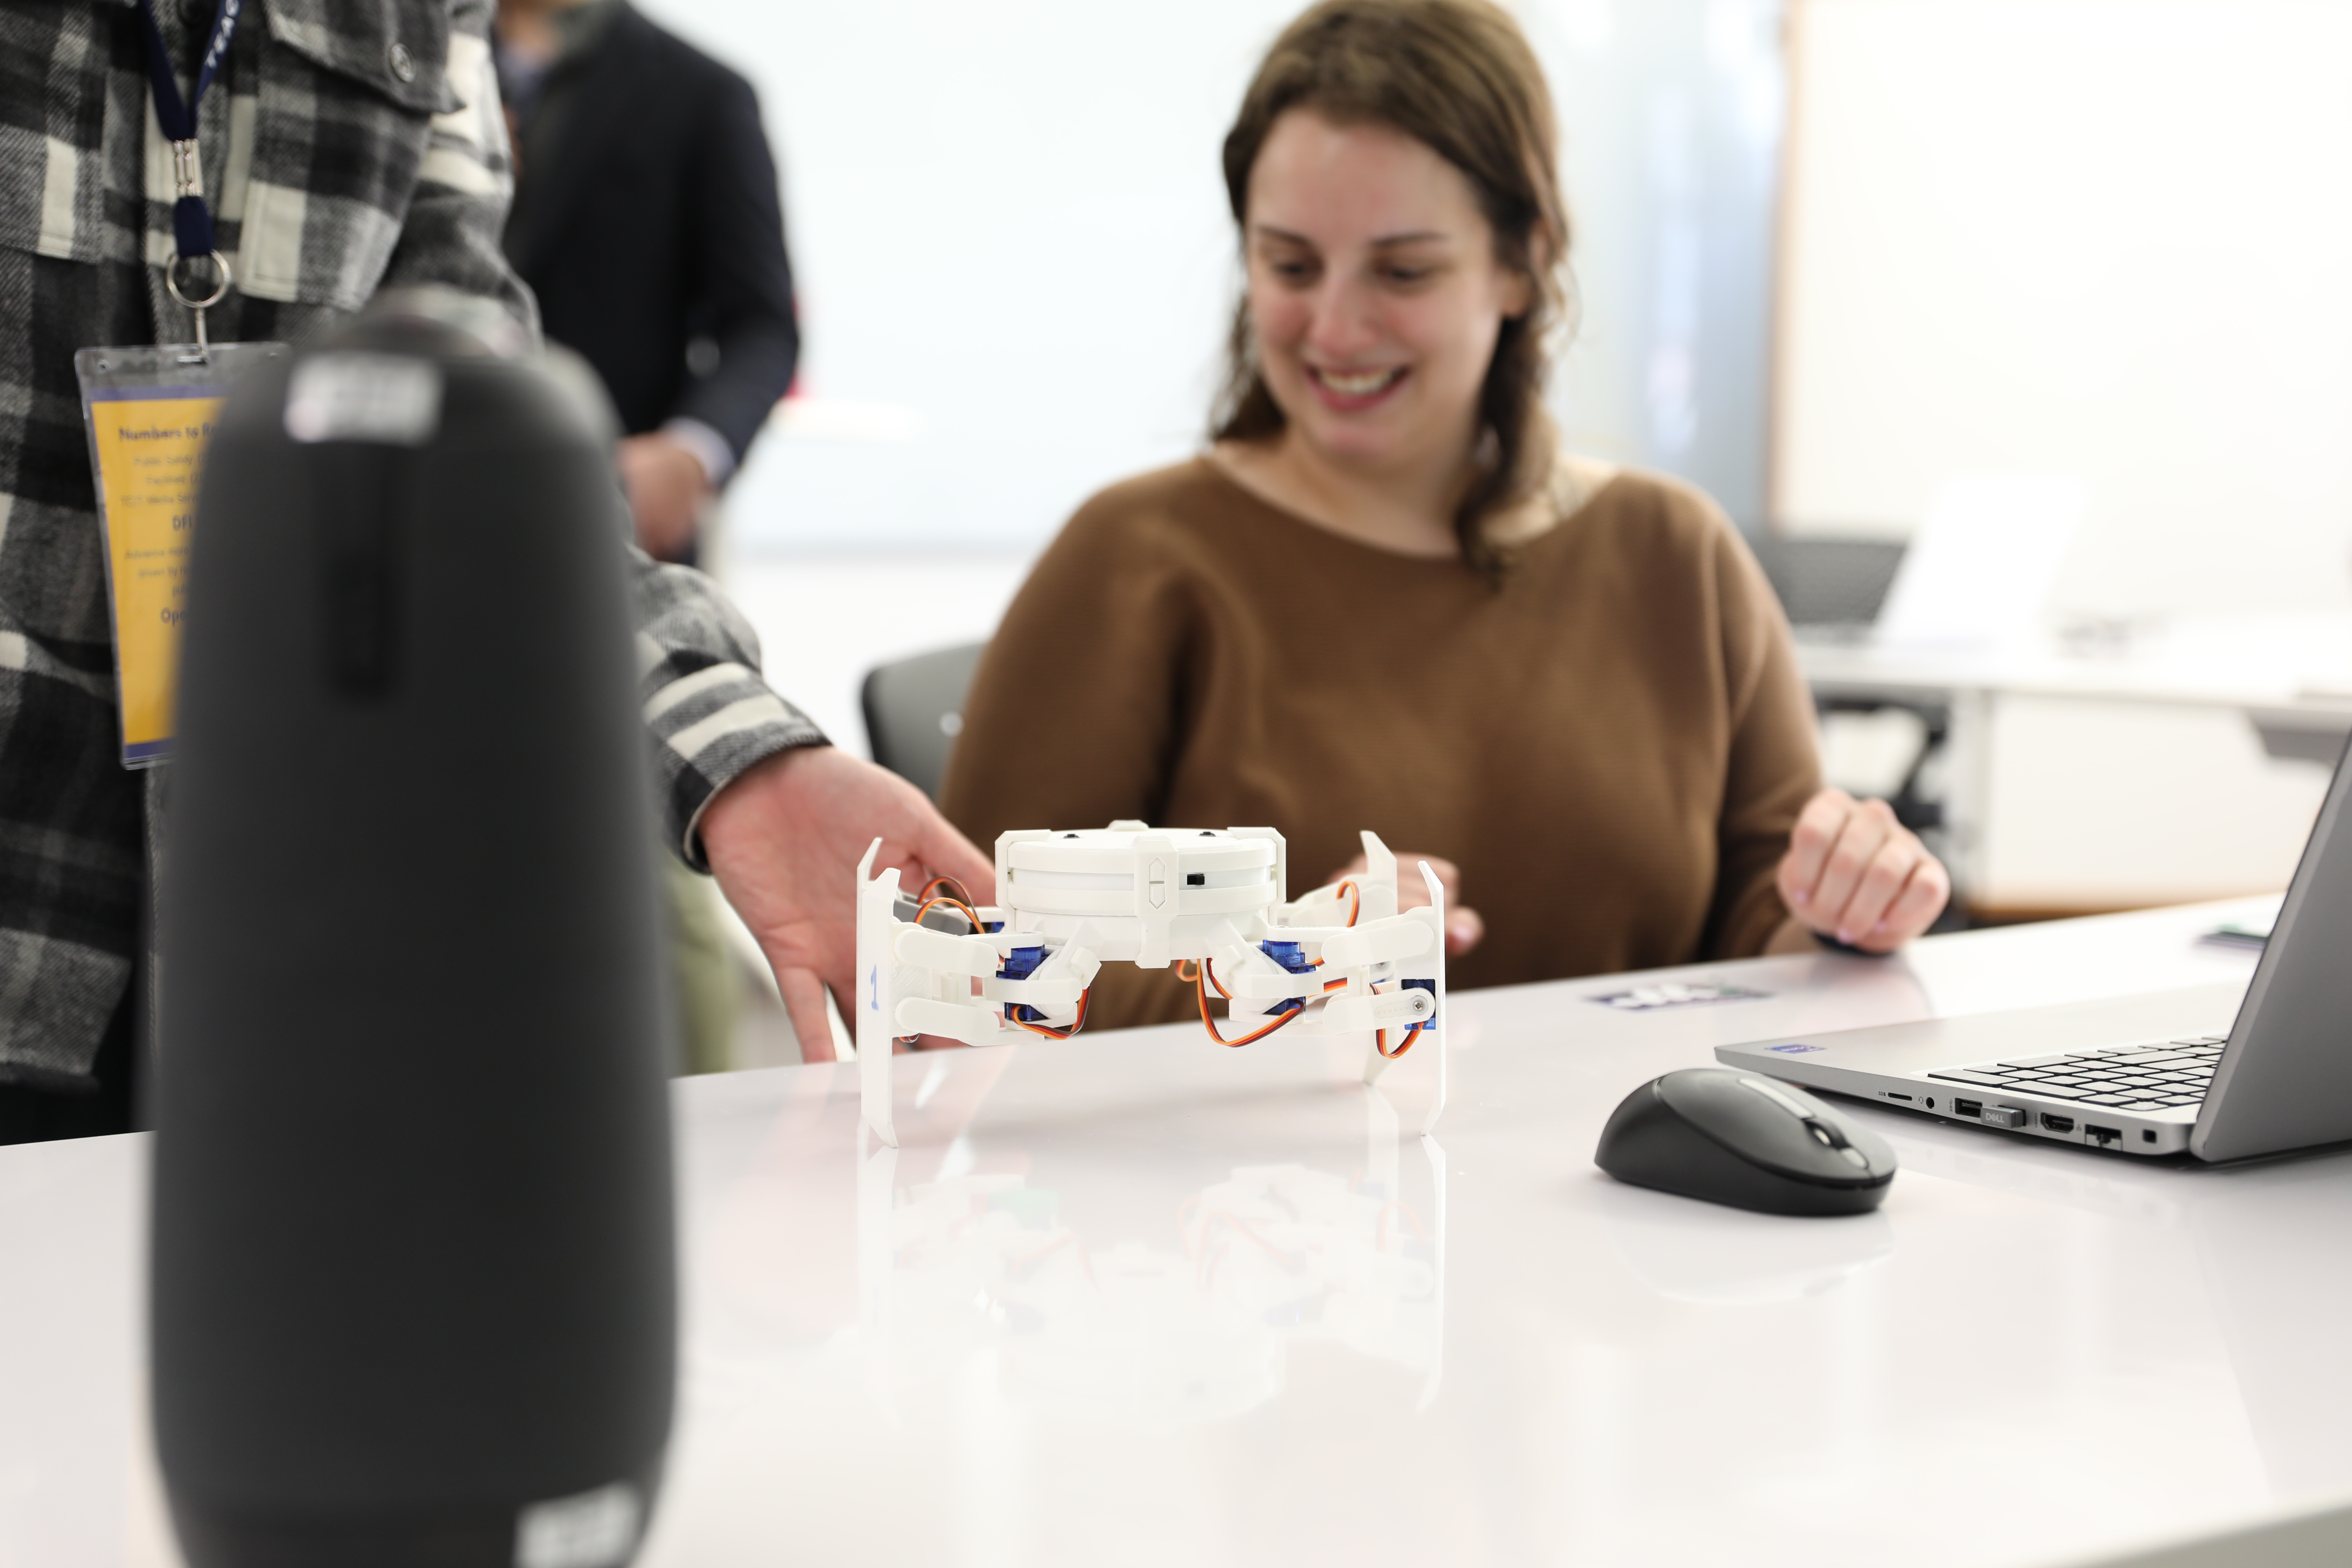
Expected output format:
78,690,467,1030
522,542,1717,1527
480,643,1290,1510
0,0,823,1088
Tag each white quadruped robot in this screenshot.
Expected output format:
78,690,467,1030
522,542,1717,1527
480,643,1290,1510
854,822,1448,1146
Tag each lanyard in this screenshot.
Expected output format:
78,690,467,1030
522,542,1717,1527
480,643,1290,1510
135,0,244,348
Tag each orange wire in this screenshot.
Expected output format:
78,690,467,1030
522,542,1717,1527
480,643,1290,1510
912,894,984,933
1376,1021,1424,1059
1195,962,1303,1047
1336,880,1361,928
919,876,976,907
1196,1210,1306,1287
1010,987,1091,1040
1175,959,1199,983
1204,955,1233,1000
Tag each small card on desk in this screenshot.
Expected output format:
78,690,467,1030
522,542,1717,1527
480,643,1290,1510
1589,982,1770,1012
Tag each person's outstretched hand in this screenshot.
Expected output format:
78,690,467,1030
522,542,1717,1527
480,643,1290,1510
700,746,996,1063
1323,850,1485,956
1776,787,1951,954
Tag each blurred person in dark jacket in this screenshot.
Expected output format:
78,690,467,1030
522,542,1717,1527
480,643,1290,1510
495,0,799,566
495,0,805,1071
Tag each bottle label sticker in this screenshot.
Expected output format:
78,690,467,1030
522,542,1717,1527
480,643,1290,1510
283,353,441,444
514,1482,642,1568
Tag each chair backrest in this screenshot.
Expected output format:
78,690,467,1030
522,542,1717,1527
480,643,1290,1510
860,640,986,801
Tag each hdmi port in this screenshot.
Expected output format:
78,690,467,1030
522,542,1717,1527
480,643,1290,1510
2040,1114,2076,1134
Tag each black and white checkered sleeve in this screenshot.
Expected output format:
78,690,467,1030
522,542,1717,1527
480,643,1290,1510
631,554,829,870
372,0,540,332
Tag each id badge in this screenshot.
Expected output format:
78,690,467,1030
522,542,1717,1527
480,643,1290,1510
75,341,287,767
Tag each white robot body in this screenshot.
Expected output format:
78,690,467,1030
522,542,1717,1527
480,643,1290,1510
997,824,1282,967
856,824,1448,1147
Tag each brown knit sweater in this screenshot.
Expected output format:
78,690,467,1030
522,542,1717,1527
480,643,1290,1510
939,456,1821,1029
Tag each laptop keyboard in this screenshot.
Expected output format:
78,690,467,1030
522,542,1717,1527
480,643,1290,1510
1926,1036,2226,1111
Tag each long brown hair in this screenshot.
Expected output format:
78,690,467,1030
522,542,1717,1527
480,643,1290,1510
1213,0,1572,579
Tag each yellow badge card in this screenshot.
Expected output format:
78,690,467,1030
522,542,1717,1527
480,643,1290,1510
76,342,284,767
88,390,216,762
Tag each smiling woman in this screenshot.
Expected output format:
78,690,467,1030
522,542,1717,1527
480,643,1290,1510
939,0,1951,1031
1209,0,1565,570
1218,113,1530,561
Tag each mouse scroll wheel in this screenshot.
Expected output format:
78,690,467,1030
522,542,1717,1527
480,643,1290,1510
1805,1121,1871,1168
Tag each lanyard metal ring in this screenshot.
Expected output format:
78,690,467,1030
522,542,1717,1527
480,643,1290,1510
164,250,233,312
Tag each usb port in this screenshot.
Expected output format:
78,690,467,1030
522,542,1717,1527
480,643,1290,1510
1953,1098,1983,1118
2040,1114,2076,1134
2086,1125,2123,1147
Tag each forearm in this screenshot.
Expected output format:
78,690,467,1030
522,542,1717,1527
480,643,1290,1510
672,315,797,467
630,549,828,866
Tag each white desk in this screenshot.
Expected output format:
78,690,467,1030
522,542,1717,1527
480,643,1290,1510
1797,637,2352,903
1799,637,2352,763
8,899,2350,1568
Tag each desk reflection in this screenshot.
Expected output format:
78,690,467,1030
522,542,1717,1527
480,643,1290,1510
1889,1122,2352,1505
856,1085,1447,1429
1596,1181,1895,1306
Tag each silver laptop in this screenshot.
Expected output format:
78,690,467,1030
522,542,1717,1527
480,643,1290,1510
1717,738,2352,1161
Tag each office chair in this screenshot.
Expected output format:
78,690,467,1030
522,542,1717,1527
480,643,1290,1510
860,640,986,800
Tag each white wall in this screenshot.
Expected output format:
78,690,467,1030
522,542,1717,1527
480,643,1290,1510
1778,0,2352,623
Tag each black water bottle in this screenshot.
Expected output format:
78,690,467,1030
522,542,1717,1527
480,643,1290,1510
152,305,675,1568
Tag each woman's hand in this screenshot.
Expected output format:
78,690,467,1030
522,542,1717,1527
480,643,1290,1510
1777,788,1951,953
1324,851,1485,956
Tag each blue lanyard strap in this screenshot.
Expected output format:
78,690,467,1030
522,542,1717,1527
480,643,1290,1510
135,0,244,264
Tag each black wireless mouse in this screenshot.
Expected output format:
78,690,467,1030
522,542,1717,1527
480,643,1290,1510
1595,1068,1897,1216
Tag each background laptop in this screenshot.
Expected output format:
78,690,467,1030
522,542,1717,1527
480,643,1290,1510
1718,738,2352,1161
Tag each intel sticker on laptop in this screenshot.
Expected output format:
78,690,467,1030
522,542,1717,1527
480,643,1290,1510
1767,1042,1827,1054
1588,983,1770,1011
